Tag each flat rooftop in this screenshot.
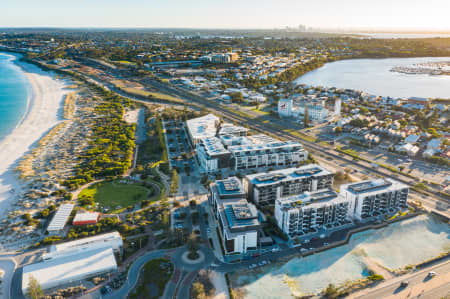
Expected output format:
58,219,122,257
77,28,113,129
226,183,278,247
47,204,74,232
22,247,117,292
342,178,408,195
218,123,248,136
224,202,259,229
246,164,332,186
51,231,123,253
277,189,348,210
215,177,246,197
186,113,219,140
198,137,230,156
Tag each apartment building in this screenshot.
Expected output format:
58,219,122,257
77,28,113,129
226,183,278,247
196,137,231,173
244,164,334,206
218,123,248,137
340,179,409,221
209,177,260,254
194,129,308,174
228,134,308,171
186,113,220,145
275,189,351,237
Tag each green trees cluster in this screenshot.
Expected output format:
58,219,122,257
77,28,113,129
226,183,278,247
170,169,179,195
67,217,123,239
26,275,43,299
63,96,136,190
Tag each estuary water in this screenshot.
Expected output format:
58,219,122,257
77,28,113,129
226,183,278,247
295,57,450,99
232,214,450,298
0,53,30,141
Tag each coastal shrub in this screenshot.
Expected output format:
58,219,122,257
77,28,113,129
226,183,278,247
63,96,135,190
367,274,384,281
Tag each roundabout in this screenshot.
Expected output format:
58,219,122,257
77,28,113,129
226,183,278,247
171,245,215,271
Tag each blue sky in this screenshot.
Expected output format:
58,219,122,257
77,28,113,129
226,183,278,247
2,0,450,29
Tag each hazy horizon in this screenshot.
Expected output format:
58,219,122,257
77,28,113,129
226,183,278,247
2,0,450,30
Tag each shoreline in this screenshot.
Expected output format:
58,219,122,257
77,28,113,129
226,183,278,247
0,56,68,223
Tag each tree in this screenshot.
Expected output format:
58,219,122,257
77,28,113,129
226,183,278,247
192,282,207,299
187,232,200,254
26,275,43,299
303,105,309,127
323,283,338,298
231,92,243,104
334,126,343,134
170,169,179,195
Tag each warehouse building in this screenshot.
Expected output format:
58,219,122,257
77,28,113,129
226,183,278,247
275,189,351,237
22,247,117,295
340,179,409,221
209,177,260,254
73,212,100,226
244,164,333,206
49,231,123,256
47,204,75,235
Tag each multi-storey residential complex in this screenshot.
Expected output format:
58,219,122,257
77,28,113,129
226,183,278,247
340,179,409,221
218,123,248,137
244,164,334,206
196,137,231,173
278,97,341,124
186,113,220,145
228,134,308,171
209,177,260,254
275,189,351,237
188,114,308,174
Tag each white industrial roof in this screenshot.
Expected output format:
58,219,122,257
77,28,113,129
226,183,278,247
22,247,117,293
47,204,75,232
73,212,100,223
51,231,123,253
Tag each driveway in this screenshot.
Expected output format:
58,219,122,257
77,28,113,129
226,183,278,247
0,258,16,299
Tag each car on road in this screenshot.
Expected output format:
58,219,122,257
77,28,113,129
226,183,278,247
428,271,437,278
400,281,409,287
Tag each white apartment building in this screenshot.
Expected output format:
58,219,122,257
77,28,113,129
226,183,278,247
278,97,341,123
340,179,409,221
196,137,231,173
186,113,220,145
275,189,351,237
209,177,260,254
218,123,248,137
194,129,308,174
244,164,334,206
228,134,308,171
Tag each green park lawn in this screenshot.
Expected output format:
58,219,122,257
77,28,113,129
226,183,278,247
79,180,153,212
129,258,174,299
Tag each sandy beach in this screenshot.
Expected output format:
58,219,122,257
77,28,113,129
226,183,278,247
0,59,68,221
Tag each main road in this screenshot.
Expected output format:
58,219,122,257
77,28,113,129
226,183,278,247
350,259,450,299
70,64,449,218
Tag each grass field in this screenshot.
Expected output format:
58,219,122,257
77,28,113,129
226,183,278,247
79,180,152,212
129,258,174,299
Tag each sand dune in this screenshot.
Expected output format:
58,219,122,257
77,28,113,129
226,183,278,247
0,62,67,221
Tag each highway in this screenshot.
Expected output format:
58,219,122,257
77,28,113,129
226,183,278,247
142,78,449,214
78,68,449,218
351,259,450,299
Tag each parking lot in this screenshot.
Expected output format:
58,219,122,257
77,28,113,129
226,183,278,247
163,119,198,175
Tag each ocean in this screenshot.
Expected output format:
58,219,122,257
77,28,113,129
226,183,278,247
0,53,30,141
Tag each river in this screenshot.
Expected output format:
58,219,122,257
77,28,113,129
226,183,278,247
295,57,450,99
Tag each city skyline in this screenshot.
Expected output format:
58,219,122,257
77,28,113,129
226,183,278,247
2,0,450,30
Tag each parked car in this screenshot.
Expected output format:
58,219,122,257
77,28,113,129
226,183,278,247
428,271,437,278
400,281,409,287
